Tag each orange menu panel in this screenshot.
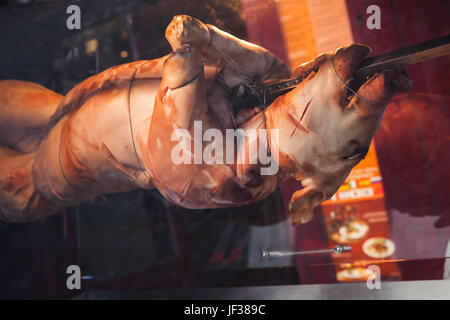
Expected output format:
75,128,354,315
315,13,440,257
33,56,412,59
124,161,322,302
324,143,385,204
322,142,401,282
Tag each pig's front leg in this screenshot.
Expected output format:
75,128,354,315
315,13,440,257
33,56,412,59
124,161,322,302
165,15,291,88
139,46,207,196
164,15,292,131
139,47,280,208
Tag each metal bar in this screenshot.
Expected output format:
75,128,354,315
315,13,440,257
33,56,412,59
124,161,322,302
260,245,351,258
74,279,450,300
354,34,450,78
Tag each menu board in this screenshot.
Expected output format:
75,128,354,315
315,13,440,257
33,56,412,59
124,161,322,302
321,143,401,282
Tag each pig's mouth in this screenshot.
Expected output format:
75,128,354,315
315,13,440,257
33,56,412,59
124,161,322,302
343,67,411,106
341,146,369,161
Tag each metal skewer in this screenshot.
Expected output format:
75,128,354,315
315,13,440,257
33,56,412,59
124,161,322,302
232,34,450,111
260,244,352,258
354,34,450,78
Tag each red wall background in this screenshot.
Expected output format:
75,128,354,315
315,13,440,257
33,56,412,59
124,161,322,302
244,0,450,283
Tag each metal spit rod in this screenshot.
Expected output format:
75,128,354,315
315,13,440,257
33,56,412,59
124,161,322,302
260,244,352,258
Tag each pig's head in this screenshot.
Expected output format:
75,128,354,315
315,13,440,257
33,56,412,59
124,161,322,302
265,44,411,225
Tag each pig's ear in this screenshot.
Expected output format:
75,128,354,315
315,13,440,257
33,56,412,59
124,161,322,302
289,187,324,226
292,53,329,78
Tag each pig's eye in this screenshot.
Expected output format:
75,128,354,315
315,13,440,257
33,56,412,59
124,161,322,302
342,147,369,161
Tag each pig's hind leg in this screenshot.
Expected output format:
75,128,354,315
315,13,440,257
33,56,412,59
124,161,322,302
0,146,56,222
0,80,62,153
0,80,63,221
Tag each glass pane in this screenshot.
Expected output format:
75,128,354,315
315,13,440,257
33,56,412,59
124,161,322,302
0,0,448,298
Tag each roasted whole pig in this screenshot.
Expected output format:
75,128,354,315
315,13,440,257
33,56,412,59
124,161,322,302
0,15,410,224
